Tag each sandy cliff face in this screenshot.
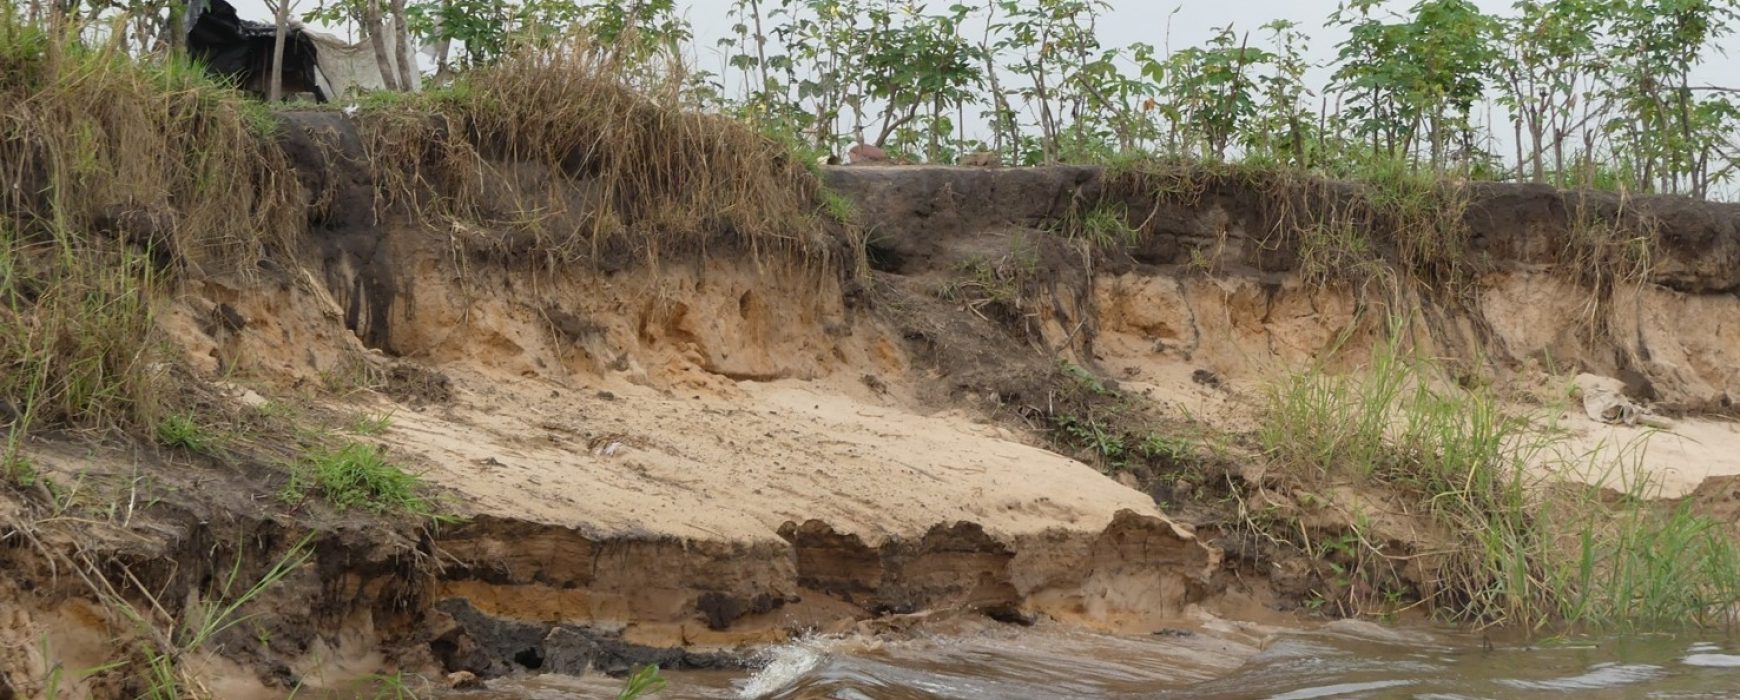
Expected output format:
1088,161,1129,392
831,164,1740,497
828,164,1740,410
4,117,1220,696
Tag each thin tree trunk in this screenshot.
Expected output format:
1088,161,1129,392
1034,63,1055,162
161,2,184,54
874,103,920,149
981,0,1008,157
391,0,415,91
927,93,941,161
268,0,291,101
1531,97,1545,182
815,46,839,149
1552,125,1565,182
364,0,400,91
749,0,768,94
430,0,452,80
1531,109,1545,182
958,98,967,156
1513,117,1524,182
981,51,1011,155
433,34,452,80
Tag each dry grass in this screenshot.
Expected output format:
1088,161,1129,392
0,22,845,451
1559,193,1659,344
0,22,299,275
353,34,842,269
1099,159,1473,292
0,19,302,444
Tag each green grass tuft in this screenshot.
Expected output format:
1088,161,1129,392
348,410,396,436
155,414,222,453
283,442,437,517
1069,203,1139,248
818,188,858,224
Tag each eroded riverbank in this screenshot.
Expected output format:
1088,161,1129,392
6,103,1740,697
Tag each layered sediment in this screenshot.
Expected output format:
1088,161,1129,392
4,113,1739,697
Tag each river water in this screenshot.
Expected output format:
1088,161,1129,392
455,617,1740,699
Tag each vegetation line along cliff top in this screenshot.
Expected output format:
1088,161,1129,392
4,0,1740,698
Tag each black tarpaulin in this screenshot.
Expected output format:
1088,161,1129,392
186,0,328,102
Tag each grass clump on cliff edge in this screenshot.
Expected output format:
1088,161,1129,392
354,33,838,269
154,413,225,454
1253,331,1740,631
1091,156,1660,325
0,16,301,448
281,442,443,519
1095,157,1474,294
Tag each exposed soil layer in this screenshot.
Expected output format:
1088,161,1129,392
834,164,1740,294
4,121,1740,697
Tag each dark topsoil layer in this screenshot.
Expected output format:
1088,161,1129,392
827,164,1740,294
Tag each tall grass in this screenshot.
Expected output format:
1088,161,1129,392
0,19,846,458
0,19,297,274
0,16,301,447
111,535,315,699
354,33,840,269
0,222,162,437
1256,330,1740,630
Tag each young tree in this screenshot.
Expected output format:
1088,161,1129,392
1601,0,1740,195
1248,19,1314,166
391,0,414,89
267,0,292,100
1162,26,1272,161
991,0,1108,163
364,0,400,90
1330,0,1500,169
1498,0,1605,184
858,4,980,158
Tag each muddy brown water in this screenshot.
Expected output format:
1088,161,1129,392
342,620,1740,699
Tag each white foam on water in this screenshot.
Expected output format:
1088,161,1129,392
734,637,835,699
1682,653,1740,668
1497,662,1664,690
1263,679,1417,700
